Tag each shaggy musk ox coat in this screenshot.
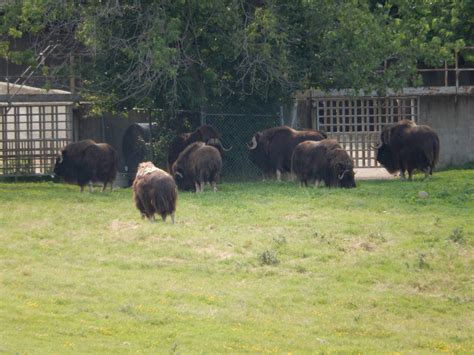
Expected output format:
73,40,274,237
167,125,231,172
292,139,356,188
133,162,177,223
374,120,440,180
248,126,327,180
53,139,118,192
172,142,222,193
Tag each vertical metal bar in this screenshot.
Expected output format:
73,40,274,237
27,106,32,174
200,107,206,126
101,114,106,142
279,105,284,126
455,50,459,88
417,97,420,124
348,100,351,163
69,55,76,95
455,50,459,99
14,106,19,178
444,61,448,87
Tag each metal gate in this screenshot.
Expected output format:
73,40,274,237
0,104,73,177
312,97,419,168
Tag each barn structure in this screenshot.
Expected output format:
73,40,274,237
0,82,79,178
293,86,474,169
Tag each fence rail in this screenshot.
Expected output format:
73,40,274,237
0,104,73,177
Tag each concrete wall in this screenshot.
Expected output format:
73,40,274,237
418,95,473,168
75,110,148,172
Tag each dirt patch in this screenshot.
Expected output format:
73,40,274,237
349,241,376,252
110,219,140,231
195,245,234,260
355,168,396,180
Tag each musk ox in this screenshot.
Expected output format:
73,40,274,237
248,126,327,181
167,125,231,172
133,162,177,223
292,139,356,188
172,142,222,193
373,120,440,180
53,140,118,192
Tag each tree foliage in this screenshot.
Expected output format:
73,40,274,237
0,0,472,111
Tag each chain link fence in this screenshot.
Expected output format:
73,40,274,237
203,110,281,179
142,108,281,180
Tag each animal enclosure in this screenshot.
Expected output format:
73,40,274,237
310,96,418,168
202,111,280,177
0,103,73,177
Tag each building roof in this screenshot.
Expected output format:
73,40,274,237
294,86,474,99
0,81,70,95
0,81,79,105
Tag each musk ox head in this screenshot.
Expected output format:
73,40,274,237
52,150,69,181
192,125,232,152
375,143,399,173
372,127,400,174
247,132,260,150
247,132,265,164
336,166,356,188
171,160,193,191
247,132,275,177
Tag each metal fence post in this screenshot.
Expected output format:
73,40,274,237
279,106,284,126
200,107,206,125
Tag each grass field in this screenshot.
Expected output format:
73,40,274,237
1,169,473,353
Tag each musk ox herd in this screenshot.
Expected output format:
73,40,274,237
53,120,440,223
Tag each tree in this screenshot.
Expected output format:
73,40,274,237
1,0,472,112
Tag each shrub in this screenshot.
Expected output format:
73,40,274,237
258,249,279,266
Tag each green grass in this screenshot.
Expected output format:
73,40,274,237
1,170,473,353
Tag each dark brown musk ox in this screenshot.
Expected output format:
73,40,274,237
372,120,440,180
248,126,327,181
292,139,356,188
172,142,222,193
53,139,118,192
167,125,231,172
132,162,177,223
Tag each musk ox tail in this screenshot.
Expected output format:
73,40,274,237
431,135,440,174
151,180,177,218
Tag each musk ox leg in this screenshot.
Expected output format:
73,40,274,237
161,214,167,222
314,180,320,188
423,167,431,180
135,199,147,219
195,182,201,193
102,182,107,192
89,182,94,193
170,212,175,224
201,182,206,192
212,181,218,192
276,169,282,182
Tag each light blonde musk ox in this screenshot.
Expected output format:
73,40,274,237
133,162,178,223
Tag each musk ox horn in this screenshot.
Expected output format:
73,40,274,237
208,138,233,152
58,152,63,164
338,169,351,180
247,136,258,150
370,141,383,150
220,140,233,152
174,171,183,178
